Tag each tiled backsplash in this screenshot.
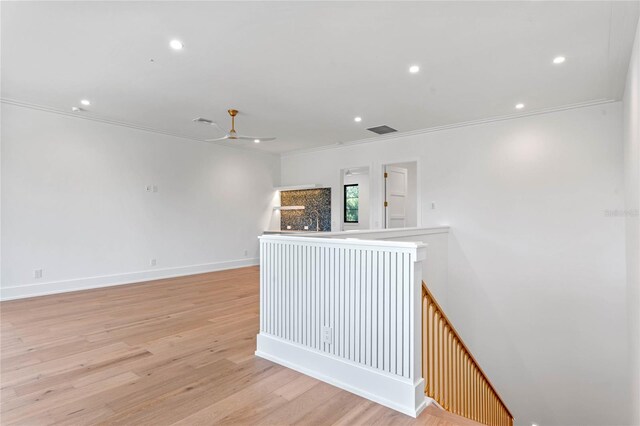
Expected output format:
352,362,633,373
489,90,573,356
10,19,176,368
280,188,331,231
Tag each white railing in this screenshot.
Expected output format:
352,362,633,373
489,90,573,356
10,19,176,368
256,234,428,416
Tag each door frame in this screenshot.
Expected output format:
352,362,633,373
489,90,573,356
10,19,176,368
339,165,372,231
380,159,421,229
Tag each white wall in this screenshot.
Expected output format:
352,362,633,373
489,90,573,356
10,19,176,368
0,104,280,299
343,170,370,230
281,103,627,426
623,17,640,426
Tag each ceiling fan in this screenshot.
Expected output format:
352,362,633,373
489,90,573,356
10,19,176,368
193,109,275,143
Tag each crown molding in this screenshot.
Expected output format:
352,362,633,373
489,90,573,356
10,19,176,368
280,98,618,158
2,97,618,159
0,98,278,157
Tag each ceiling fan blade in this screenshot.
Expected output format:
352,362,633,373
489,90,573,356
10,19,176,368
193,117,226,132
204,135,230,142
235,136,276,142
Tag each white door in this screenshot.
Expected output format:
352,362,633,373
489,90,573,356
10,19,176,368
384,166,407,228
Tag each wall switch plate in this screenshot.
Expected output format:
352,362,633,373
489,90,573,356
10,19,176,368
34,269,43,279
431,202,436,209
150,258,157,266
244,250,248,257
321,326,333,344
152,185,158,193
145,185,153,192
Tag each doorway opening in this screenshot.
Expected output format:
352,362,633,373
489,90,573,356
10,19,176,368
383,161,418,228
340,166,370,231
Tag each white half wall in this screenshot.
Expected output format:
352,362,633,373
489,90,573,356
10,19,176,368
257,234,428,417
0,103,280,299
281,103,627,426
623,16,640,426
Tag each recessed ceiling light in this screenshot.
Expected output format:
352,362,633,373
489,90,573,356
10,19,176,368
170,39,183,50
553,56,565,64
409,65,420,74
354,117,362,122
254,139,260,143
80,99,90,106
515,103,525,110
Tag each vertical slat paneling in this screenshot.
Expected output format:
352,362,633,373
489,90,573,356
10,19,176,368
365,249,372,367
372,250,379,369
377,250,385,370
259,239,418,383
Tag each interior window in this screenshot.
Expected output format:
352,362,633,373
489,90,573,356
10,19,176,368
344,184,359,223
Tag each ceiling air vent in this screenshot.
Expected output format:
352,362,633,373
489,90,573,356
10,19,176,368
367,125,397,135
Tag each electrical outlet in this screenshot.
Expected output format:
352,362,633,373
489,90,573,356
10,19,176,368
286,225,292,230
321,326,333,344
150,258,157,266
34,269,43,279
304,225,309,230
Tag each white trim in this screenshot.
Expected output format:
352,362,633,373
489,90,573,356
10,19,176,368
281,98,617,158
3,97,616,159
0,257,258,301
272,226,449,240
256,333,429,418
258,233,425,249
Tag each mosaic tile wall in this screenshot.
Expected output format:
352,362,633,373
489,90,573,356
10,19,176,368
280,188,331,231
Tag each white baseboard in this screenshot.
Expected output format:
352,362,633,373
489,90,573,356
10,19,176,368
0,257,259,301
256,333,428,418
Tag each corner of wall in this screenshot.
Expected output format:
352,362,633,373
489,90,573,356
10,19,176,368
623,15,640,426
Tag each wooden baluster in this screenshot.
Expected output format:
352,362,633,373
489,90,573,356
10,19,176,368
485,382,489,426
422,294,428,395
464,353,473,416
472,358,475,421
472,357,476,420
443,324,448,409
421,283,512,425
478,380,487,424
435,313,441,404
462,354,469,417
455,340,460,415
440,316,445,406
431,308,436,401
478,377,481,424
448,327,453,411
473,366,478,422
448,328,453,412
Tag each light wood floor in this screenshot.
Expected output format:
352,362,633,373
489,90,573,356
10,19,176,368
1,266,476,425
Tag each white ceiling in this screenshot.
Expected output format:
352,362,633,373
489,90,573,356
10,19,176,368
1,1,639,154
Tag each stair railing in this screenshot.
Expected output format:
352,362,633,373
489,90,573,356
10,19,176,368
422,282,514,426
